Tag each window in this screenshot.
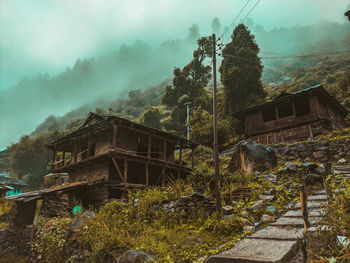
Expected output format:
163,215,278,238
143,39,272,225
277,103,293,118
294,97,310,116
263,107,276,122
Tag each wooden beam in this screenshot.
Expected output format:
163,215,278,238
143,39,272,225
62,151,66,166
148,136,151,159
111,157,126,184
123,159,128,183
145,163,149,185
112,124,118,146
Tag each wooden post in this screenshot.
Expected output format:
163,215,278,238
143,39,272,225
163,140,167,161
87,137,91,157
145,163,149,185
191,147,195,169
112,124,118,147
148,136,151,159
179,144,183,165
292,102,296,116
308,124,314,139
123,159,128,183
300,173,310,233
73,143,77,163
52,150,56,169
275,107,279,119
62,151,66,166
177,169,181,179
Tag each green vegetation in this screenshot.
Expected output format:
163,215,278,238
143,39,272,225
162,37,212,132
308,175,350,262
220,24,266,115
140,106,162,129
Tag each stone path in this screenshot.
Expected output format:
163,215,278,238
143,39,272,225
206,190,329,263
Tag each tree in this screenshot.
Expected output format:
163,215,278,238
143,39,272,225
140,106,162,129
162,37,212,132
219,24,266,115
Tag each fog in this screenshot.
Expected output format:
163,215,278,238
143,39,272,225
1,0,350,147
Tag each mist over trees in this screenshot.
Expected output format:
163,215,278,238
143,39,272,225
2,20,350,147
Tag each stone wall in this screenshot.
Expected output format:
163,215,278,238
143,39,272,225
274,138,350,163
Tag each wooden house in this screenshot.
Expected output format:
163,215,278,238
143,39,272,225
233,84,348,144
5,113,198,222
0,172,26,196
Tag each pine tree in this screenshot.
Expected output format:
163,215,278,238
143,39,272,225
219,24,266,115
162,37,212,132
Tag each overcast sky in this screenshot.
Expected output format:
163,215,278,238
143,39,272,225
1,0,349,93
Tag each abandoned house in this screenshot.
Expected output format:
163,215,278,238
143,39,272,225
0,183,13,197
4,113,198,224
233,84,348,144
0,171,26,196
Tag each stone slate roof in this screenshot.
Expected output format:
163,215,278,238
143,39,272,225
48,112,199,149
0,172,26,187
233,84,348,119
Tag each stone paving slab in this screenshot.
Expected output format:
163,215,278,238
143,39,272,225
206,238,299,263
308,195,327,201
294,201,325,210
270,216,321,227
246,226,304,241
283,208,325,218
315,190,326,195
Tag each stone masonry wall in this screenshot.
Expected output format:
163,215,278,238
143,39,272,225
274,138,350,163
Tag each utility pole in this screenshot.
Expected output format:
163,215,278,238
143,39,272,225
184,102,192,140
212,33,221,214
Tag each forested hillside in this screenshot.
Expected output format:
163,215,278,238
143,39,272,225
2,20,350,189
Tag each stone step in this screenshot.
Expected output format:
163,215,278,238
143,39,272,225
206,238,301,263
270,216,321,228
308,195,327,201
294,201,325,210
315,190,326,195
283,208,325,218
246,226,304,241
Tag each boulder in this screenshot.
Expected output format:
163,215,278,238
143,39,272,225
260,214,275,224
118,250,155,263
313,151,326,159
250,200,265,211
221,205,234,215
261,173,277,183
285,162,298,172
337,158,347,165
243,226,256,232
229,140,277,174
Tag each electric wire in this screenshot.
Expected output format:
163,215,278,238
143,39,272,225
217,0,251,41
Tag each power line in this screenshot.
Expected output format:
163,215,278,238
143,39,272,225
219,50,350,62
220,0,261,45
217,0,251,41
241,0,261,23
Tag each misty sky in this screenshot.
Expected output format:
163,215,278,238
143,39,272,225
1,0,349,92
1,0,350,148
